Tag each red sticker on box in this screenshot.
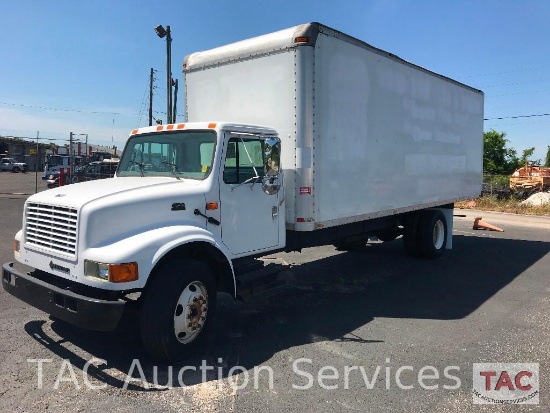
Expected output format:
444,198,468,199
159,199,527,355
299,187,312,195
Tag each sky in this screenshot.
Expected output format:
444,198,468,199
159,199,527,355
0,0,549,161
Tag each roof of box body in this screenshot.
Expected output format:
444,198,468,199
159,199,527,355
183,22,482,94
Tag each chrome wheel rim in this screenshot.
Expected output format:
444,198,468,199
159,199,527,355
173,281,208,344
432,220,445,250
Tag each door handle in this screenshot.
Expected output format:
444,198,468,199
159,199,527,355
272,206,278,220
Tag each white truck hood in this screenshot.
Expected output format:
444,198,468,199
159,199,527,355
25,177,210,251
29,177,202,208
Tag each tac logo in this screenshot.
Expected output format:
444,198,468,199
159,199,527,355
473,363,539,404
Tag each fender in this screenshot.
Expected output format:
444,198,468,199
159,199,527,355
152,227,236,295
83,225,235,293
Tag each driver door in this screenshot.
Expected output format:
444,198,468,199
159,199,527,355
219,134,281,256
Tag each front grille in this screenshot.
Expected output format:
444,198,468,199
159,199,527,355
25,203,78,256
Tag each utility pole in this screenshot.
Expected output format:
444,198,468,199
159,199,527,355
172,79,178,123
69,132,74,179
149,67,154,126
35,131,39,193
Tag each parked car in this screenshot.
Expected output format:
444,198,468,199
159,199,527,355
0,158,28,173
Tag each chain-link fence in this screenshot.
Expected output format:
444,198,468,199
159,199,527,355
0,170,47,196
0,168,116,196
482,175,511,198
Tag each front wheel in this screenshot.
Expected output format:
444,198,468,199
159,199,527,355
140,259,217,362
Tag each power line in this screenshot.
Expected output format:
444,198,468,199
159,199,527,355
136,72,152,126
461,66,549,78
484,113,550,121
0,101,124,115
489,89,550,98
479,79,550,88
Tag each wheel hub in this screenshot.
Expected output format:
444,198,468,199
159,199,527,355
173,281,208,343
432,219,445,250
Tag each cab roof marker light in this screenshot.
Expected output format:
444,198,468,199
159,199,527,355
156,125,164,131
131,129,138,135
166,124,174,130
295,36,310,43
208,123,217,129
177,123,185,129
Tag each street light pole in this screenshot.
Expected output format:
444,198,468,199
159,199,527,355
167,25,172,125
155,24,172,125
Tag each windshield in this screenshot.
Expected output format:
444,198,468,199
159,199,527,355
48,156,64,167
117,131,217,180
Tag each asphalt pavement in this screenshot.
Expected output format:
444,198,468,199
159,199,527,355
0,197,548,412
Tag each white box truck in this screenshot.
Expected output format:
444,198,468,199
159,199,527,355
3,23,483,361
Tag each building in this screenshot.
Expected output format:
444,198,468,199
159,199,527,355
0,136,118,172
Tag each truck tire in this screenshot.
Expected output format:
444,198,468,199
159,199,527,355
403,213,421,257
140,259,217,362
415,210,448,259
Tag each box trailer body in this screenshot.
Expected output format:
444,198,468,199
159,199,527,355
3,23,484,362
184,22,484,232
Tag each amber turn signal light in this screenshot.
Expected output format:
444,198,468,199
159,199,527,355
109,262,139,283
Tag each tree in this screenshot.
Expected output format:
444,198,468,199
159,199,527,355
545,145,550,167
483,130,519,174
520,147,535,166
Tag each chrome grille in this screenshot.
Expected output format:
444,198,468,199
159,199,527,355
25,203,78,256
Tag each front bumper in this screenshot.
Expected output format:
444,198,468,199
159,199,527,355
2,262,125,331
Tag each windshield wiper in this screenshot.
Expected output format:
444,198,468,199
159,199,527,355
128,160,145,177
161,161,182,180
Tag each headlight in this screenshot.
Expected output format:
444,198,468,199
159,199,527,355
84,260,138,283
84,260,110,281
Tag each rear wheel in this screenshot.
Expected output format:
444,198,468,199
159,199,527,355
140,259,217,362
403,210,448,259
416,210,448,259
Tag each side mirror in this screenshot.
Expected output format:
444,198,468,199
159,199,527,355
261,174,281,195
262,137,281,195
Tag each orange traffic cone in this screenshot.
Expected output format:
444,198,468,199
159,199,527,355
473,217,504,232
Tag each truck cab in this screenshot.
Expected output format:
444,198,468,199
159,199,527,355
3,122,284,361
